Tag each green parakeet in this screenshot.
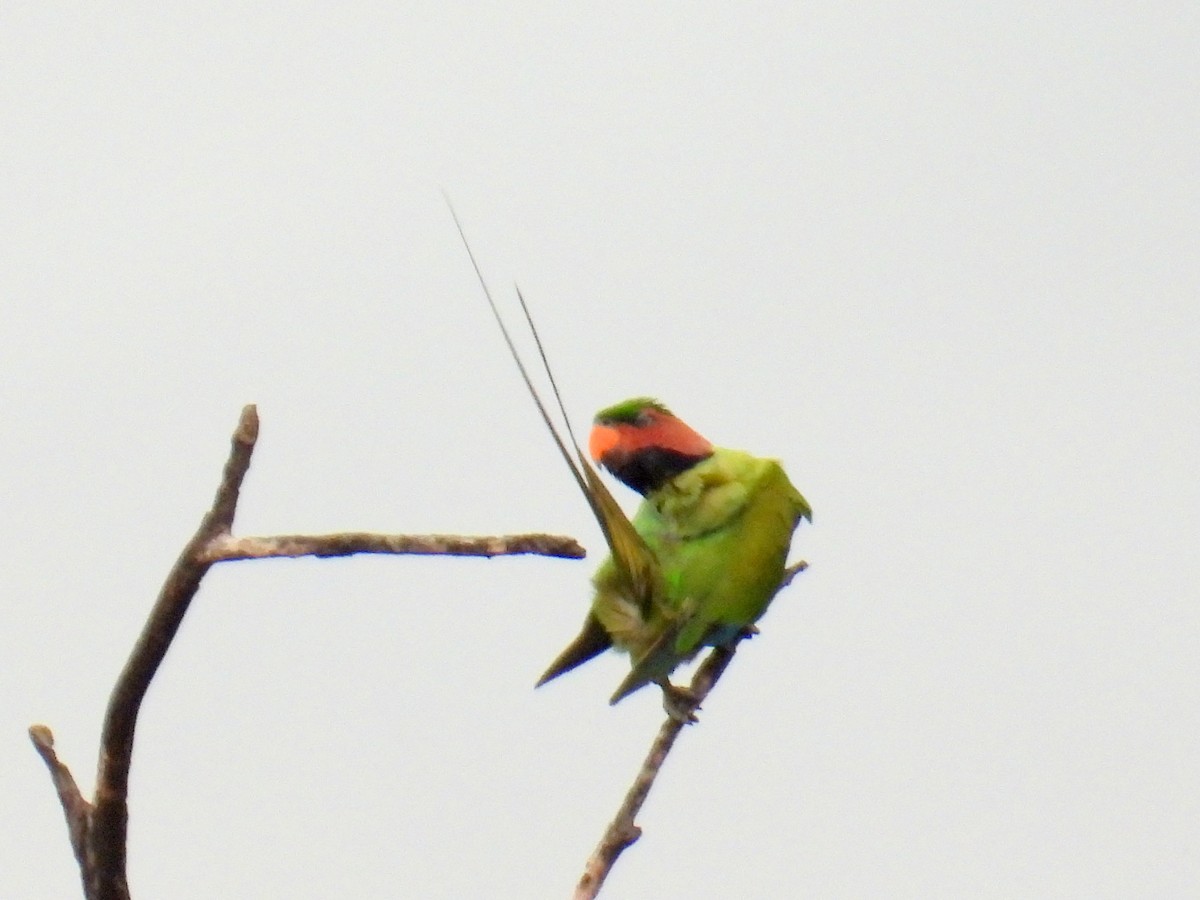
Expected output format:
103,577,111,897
447,203,809,709
537,398,812,705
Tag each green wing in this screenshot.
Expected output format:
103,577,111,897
536,454,667,686
607,451,810,703
581,460,662,616
671,458,809,652
535,611,612,687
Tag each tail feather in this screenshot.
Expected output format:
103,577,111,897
608,620,688,704
536,614,614,687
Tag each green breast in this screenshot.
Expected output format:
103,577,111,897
636,449,809,653
591,447,809,661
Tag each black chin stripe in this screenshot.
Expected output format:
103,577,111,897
602,447,711,496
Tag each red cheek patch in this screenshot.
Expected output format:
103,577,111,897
589,424,622,462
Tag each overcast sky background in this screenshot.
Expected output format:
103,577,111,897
3,4,1198,898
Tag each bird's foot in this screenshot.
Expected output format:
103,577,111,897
659,681,700,724
738,624,760,640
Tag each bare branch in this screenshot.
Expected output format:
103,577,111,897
573,560,809,899
201,531,584,562
88,405,259,900
29,725,91,884
572,645,738,899
33,404,586,900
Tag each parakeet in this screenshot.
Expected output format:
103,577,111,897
536,398,811,705
447,202,810,710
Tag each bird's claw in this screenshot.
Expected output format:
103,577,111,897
660,682,700,724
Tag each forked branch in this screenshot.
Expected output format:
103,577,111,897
30,405,584,900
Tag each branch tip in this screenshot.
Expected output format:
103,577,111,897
29,723,55,751
235,404,260,444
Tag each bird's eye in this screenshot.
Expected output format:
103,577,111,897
635,410,654,427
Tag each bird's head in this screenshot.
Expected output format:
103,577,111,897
588,398,713,495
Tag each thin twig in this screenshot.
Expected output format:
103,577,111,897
572,559,808,899
29,725,91,886
201,531,584,562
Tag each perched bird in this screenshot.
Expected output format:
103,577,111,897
446,202,809,712
537,398,812,706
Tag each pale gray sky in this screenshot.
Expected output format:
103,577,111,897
3,4,1198,898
